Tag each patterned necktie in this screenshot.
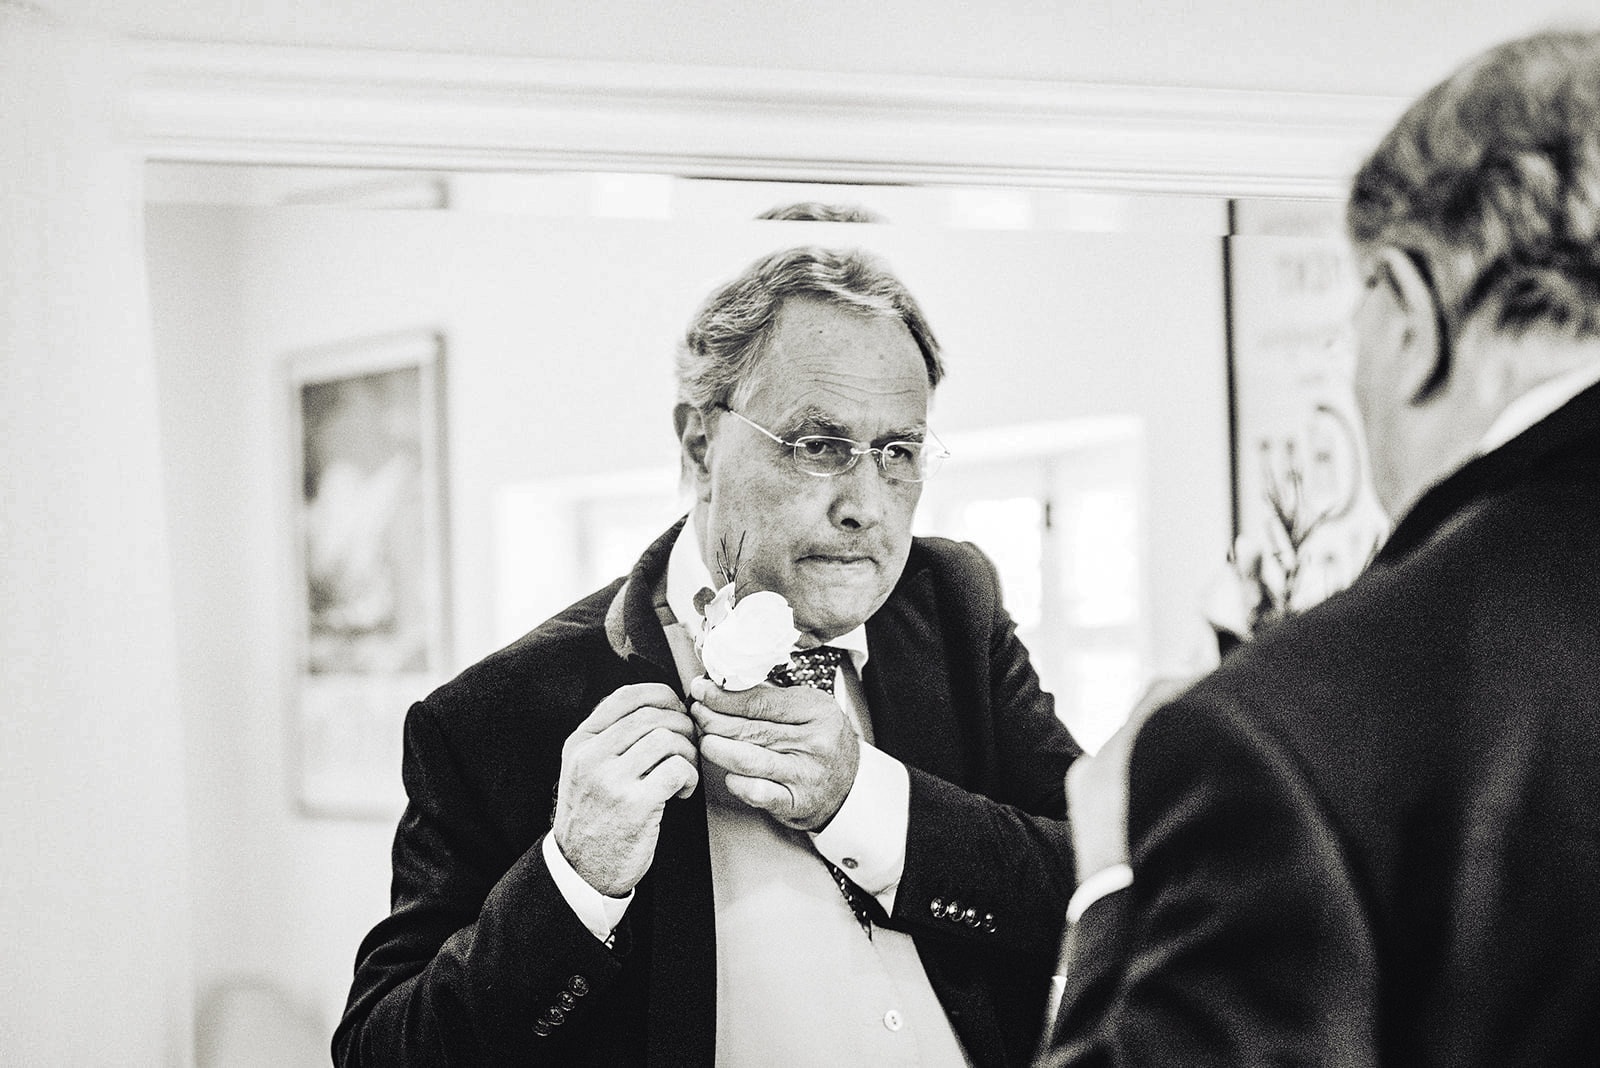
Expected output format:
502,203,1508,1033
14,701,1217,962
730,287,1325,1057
769,646,875,938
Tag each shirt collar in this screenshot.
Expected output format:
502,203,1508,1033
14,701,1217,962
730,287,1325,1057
665,513,870,674
1477,359,1600,456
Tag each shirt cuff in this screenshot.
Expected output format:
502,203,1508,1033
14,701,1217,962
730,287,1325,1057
542,832,633,943
810,741,910,911
1066,862,1133,924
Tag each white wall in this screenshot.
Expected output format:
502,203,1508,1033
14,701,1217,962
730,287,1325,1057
1,9,196,1066
146,204,1230,1048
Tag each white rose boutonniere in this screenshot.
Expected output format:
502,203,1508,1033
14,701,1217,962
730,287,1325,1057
693,533,800,691
695,582,800,690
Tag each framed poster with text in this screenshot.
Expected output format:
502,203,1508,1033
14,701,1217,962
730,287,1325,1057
1226,201,1388,615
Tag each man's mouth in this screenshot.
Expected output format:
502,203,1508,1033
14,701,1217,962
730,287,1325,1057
802,553,874,568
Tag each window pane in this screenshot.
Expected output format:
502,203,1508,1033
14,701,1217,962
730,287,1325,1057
1064,487,1139,627
958,497,1043,629
1065,647,1143,752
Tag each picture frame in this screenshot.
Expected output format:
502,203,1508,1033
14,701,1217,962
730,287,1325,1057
287,330,449,817
1224,200,1389,613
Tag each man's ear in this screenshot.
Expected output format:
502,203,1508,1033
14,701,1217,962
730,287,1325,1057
675,403,713,497
1377,246,1450,405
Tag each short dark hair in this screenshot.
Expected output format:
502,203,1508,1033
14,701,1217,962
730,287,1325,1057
1347,29,1600,339
676,245,943,410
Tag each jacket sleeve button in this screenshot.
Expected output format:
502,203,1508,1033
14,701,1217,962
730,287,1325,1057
557,990,577,1010
568,975,590,996
532,1019,553,1038
944,901,962,921
928,897,945,918
547,1006,567,1025
962,907,979,926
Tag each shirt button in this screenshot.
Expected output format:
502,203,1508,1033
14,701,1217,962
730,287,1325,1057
841,856,859,870
883,1009,904,1032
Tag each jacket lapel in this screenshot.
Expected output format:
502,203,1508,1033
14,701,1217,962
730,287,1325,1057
863,557,965,786
605,520,685,683
643,783,716,1067
605,518,718,1066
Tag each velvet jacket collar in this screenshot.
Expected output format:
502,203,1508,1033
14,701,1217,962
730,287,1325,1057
1375,380,1600,567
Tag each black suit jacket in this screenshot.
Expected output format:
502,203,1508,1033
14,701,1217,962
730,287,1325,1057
1043,381,1600,1067
334,527,1081,1067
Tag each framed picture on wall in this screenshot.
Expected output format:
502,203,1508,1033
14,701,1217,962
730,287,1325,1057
288,330,449,817
1223,200,1388,630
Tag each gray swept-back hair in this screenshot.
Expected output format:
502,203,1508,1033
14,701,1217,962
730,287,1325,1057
1347,29,1600,339
676,245,944,411
755,202,886,224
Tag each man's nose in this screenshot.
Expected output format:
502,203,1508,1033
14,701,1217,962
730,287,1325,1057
827,454,888,531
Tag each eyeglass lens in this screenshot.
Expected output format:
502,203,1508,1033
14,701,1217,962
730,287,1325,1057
792,437,939,481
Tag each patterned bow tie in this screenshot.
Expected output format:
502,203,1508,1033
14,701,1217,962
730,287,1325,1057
768,645,874,939
768,645,847,693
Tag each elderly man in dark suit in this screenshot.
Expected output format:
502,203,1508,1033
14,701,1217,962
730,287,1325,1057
1040,29,1600,1067
335,244,1081,1066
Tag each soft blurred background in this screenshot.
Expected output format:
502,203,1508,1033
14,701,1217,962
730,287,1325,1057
5,0,1596,1063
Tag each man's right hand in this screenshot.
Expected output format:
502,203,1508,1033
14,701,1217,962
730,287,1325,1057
552,683,700,898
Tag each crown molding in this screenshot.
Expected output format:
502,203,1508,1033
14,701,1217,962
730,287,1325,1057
123,39,1408,198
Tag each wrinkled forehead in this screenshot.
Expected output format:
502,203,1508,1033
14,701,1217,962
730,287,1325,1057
737,298,930,435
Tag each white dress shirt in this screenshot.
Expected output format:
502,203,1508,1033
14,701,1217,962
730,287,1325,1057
1476,359,1600,455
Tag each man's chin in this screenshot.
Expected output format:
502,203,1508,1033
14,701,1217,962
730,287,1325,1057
792,598,885,643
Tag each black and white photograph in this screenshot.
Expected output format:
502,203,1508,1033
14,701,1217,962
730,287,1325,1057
7,2,1600,1065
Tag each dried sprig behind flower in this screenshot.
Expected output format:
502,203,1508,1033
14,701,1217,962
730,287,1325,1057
714,532,748,590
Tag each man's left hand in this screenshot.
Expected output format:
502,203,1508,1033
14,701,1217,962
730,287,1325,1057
1066,675,1194,883
687,676,860,831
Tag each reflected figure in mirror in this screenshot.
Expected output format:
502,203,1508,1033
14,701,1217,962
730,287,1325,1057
335,240,1082,1067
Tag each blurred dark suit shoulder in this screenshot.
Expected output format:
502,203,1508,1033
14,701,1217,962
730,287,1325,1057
1045,382,1600,1066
